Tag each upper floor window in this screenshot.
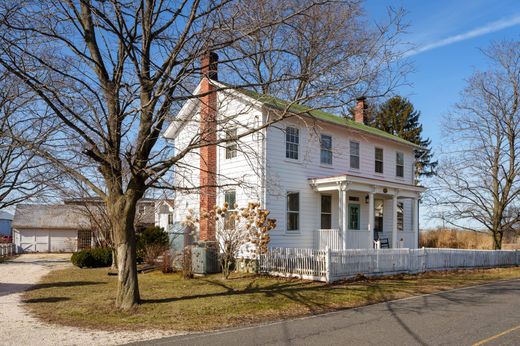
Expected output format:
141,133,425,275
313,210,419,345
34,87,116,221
375,147,384,173
286,192,299,231
285,127,299,160
396,152,404,177
350,141,360,169
320,134,332,165
397,202,404,231
225,128,237,159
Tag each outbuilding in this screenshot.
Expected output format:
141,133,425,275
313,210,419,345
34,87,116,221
12,204,90,253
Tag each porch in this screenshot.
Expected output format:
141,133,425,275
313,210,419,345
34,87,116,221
309,174,425,250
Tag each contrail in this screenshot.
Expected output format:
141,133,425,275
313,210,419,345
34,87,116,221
405,15,520,57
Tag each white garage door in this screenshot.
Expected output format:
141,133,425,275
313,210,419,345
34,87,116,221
15,229,78,253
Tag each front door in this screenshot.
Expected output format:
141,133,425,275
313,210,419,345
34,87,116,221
348,204,360,230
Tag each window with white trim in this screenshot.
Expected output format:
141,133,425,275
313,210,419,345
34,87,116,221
320,134,332,165
320,195,332,229
285,127,299,160
287,192,299,231
224,190,237,229
225,128,237,159
375,147,384,173
396,152,404,177
397,202,404,231
350,141,360,169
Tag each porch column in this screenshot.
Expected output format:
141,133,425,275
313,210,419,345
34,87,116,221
367,192,374,248
412,197,419,248
337,183,343,235
341,184,347,250
392,193,398,248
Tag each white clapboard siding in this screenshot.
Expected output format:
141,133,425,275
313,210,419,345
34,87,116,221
265,117,416,249
260,247,520,283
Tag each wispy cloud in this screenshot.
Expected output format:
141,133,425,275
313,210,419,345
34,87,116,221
405,15,520,57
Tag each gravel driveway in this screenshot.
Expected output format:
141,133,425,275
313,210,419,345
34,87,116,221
0,254,179,346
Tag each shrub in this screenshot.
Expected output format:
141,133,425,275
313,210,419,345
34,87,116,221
136,226,170,264
71,247,112,268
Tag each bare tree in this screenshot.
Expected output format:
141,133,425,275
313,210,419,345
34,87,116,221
430,40,520,249
0,1,408,309
0,71,51,210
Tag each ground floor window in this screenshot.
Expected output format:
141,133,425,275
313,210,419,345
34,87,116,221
320,195,332,229
375,199,384,233
348,203,360,230
287,192,299,231
397,202,404,231
224,190,236,229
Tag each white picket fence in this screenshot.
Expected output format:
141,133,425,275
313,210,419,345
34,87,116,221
0,243,15,257
259,247,520,283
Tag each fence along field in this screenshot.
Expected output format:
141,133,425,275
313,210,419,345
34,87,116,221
259,247,520,283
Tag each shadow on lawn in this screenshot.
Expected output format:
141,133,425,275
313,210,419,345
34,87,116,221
23,296,71,303
141,278,350,313
0,281,105,298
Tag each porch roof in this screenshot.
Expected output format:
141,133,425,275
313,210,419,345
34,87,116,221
308,173,425,198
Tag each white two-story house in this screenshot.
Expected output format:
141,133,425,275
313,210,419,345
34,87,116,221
164,53,425,250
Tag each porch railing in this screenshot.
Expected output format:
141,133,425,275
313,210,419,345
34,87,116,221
314,229,343,251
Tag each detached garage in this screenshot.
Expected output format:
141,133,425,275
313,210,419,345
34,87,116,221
12,204,91,253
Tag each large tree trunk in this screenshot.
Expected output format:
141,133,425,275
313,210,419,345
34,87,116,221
111,248,118,270
109,196,140,310
492,230,503,250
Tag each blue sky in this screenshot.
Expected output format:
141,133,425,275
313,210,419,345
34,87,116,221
366,1,520,228
366,0,520,153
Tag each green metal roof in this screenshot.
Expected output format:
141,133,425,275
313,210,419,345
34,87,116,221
234,87,421,148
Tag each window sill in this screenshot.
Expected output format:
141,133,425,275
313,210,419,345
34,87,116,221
284,230,301,235
284,158,302,165
319,164,334,169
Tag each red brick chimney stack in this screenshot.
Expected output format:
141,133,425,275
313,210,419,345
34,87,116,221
199,51,218,242
354,97,366,124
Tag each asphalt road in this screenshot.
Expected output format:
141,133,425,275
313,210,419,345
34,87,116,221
132,279,520,346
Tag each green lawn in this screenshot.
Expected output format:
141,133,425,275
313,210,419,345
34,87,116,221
22,266,520,331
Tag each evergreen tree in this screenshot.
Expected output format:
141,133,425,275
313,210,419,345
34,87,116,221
368,96,437,180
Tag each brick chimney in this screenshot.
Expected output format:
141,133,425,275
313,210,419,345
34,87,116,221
354,97,366,124
199,51,218,242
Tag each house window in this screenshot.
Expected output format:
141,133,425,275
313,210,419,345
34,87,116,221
225,128,238,159
375,147,384,173
224,190,236,209
287,192,299,231
396,152,404,177
320,134,332,165
167,213,174,226
397,202,404,231
374,199,384,233
350,141,360,169
224,190,236,229
348,204,360,230
285,127,299,160
320,195,332,229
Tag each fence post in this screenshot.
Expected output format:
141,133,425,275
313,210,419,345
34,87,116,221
325,246,331,283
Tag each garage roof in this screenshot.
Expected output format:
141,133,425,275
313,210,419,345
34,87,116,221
12,204,91,230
